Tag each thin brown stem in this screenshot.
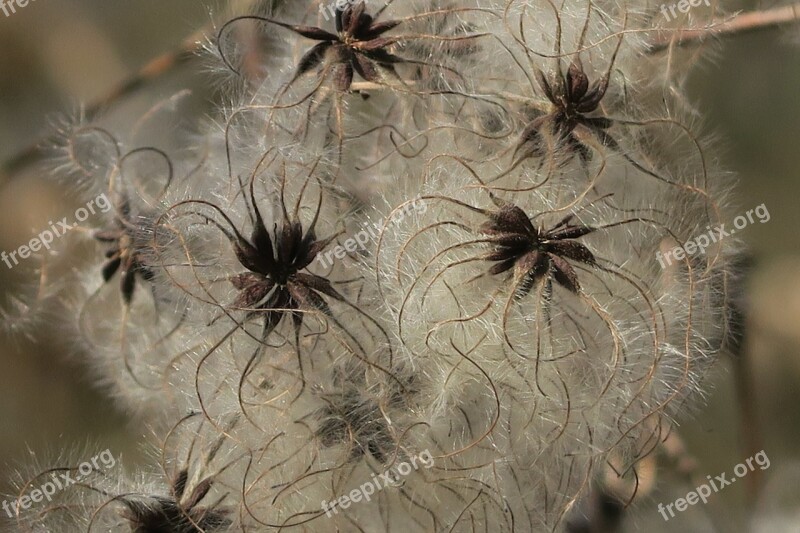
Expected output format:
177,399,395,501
3,3,799,181
0,24,211,181
649,2,800,53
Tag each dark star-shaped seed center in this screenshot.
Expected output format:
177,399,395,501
515,58,615,166
481,201,597,299
94,199,156,304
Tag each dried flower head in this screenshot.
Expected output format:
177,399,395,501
9,0,752,531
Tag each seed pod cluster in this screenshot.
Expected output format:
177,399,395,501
9,1,740,531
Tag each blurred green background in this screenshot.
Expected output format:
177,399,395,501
0,1,798,531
